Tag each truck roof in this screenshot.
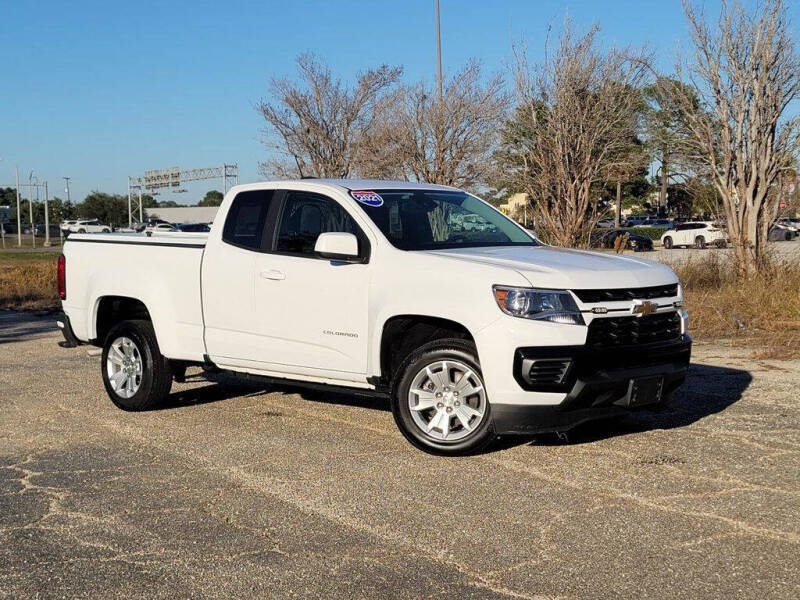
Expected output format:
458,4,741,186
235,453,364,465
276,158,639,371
235,179,460,193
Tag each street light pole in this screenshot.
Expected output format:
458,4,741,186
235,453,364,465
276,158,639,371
63,176,71,204
435,0,443,103
15,165,21,247
44,181,50,247
28,172,36,248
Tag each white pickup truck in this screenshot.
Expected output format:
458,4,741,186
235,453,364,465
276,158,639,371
57,179,691,454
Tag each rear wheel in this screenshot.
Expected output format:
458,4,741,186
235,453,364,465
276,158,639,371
101,319,172,410
391,339,494,455
77,228,86,234
694,235,706,249
662,236,673,249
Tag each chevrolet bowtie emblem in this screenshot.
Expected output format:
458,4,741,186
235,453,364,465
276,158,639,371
631,299,658,317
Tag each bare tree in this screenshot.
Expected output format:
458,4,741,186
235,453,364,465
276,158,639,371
361,62,507,188
257,53,402,178
662,0,800,275
497,25,651,247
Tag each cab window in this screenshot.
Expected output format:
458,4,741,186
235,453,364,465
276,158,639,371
222,190,275,250
275,191,366,258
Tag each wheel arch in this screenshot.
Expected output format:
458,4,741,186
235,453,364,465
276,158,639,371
91,295,154,345
375,314,477,387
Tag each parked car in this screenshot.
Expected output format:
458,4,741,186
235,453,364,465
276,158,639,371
173,222,211,233
66,219,111,234
596,218,615,228
590,229,654,252
144,222,176,236
647,219,673,229
660,222,727,249
776,219,799,238
60,220,78,233
769,225,795,242
58,179,690,455
624,216,649,227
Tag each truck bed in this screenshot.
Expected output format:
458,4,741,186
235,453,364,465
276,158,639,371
62,232,208,361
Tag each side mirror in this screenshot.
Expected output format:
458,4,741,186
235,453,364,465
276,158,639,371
314,232,360,261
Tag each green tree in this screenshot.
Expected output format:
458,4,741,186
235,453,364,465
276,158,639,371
78,192,130,226
198,190,224,207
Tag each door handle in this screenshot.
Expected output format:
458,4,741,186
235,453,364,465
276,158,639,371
260,269,285,281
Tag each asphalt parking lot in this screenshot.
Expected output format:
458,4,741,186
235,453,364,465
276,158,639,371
1,311,798,599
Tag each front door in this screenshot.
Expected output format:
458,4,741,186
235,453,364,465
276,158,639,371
251,190,372,378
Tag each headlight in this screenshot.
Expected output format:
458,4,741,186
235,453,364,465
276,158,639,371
492,286,584,325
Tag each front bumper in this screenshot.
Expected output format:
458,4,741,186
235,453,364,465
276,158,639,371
492,336,691,434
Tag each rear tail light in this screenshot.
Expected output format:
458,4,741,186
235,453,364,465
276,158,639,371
57,254,66,300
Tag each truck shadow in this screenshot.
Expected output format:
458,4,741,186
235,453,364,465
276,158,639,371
160,371,390,413
524,362,753,447
160,363,751,453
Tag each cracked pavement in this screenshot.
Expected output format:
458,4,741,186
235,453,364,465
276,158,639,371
0,311,798,599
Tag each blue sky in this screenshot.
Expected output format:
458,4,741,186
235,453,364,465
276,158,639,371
1,0,792,203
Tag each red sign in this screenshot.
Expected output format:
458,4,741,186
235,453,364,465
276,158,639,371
779,200,787,210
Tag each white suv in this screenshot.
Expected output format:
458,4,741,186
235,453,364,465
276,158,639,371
661,222,727,249
67,219,111,234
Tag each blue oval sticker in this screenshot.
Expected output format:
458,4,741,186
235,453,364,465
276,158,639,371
351,190,384,207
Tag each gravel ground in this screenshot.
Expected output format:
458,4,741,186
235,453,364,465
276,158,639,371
1,311,798,599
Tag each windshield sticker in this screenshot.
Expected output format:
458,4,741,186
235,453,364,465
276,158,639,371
351,190,384,207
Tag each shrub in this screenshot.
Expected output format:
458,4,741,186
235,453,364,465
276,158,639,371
0,256,59,310
627,226,668,239
670,252,800,358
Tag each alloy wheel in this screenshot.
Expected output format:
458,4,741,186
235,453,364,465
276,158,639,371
407,360,487,442
106,336,143,398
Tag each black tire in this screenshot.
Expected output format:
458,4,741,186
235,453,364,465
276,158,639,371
694,235,706,249
391,339,494,455
77,228,86,234
714,239,727,249
662,236,673,249
102,228,110,233
101,319,172,411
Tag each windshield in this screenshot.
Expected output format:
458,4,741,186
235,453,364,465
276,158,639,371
351,189,537,251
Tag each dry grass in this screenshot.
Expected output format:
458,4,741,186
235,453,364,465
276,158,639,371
0,254,60,310
670,252,800,359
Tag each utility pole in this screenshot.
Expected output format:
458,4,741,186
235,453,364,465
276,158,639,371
435,0,443,103
63,176,71,204
15,165,21,247
28,172,36,248
615,181,622,228
44,181,50,247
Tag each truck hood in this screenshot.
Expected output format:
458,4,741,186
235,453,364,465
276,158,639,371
425,246,678,290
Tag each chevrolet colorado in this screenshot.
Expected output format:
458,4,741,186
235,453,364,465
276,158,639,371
57,179,691,454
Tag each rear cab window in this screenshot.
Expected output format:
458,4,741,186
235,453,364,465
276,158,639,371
222,190,276,250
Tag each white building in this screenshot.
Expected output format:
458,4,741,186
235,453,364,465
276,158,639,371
146,206,219,224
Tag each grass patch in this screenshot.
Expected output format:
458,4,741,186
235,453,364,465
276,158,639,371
0,254,59,310
670,252,800,359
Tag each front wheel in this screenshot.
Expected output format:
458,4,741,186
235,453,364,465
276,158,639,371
694,236,706,249
391,339,494,455
662,236,673,249
101,319,172,410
